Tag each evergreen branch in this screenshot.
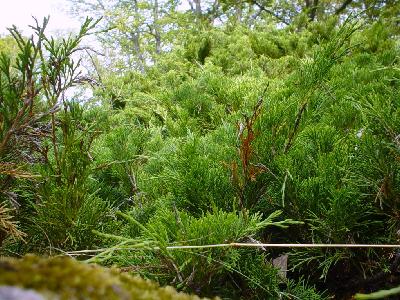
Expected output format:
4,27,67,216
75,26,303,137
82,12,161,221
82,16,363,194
355,285,400,299
93,156,150,170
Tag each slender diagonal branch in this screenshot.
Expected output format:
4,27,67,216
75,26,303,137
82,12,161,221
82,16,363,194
252,0,290,25
335,0,353,15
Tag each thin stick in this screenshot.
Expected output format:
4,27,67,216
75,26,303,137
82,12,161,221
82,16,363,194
66,243,400,256
166,243,400,250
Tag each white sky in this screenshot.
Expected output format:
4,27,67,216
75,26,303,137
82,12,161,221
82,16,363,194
0,0,80,36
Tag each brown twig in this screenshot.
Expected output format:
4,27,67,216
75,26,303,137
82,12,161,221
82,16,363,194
284,100,308,154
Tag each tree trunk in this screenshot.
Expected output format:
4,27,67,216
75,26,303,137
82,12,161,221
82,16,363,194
309,0,319,21
153,0,161,54
193,0,202,20
131,0,145,72
236,3,243,23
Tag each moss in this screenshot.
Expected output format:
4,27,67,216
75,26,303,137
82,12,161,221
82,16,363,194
0,255,216,300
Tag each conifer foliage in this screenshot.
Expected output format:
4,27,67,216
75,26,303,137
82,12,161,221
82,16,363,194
1,1,400,299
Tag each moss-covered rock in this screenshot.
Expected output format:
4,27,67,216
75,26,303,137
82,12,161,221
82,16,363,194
0,255,215,300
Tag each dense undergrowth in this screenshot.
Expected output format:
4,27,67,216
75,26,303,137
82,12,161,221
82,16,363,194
0,1,400,299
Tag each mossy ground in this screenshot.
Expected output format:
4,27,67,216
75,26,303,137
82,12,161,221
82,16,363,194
0,255,215,300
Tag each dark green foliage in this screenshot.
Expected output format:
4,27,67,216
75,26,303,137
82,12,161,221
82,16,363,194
28,101,109,250
0,17,110,252
1,3,400,300
71,17,400,298
89,209,301,298
198,37,212,65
